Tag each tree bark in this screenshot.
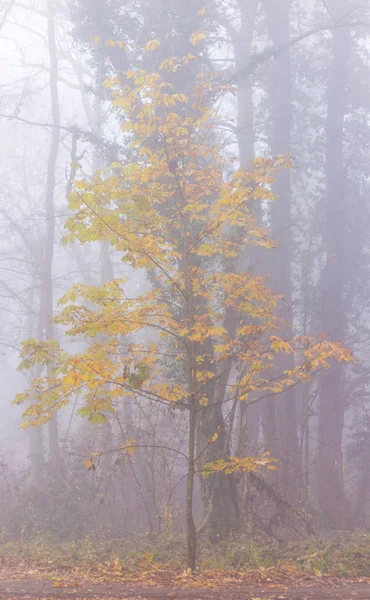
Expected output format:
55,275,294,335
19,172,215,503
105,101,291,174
317,10,351,529
234,0,261,478
28,295,44,488
262,0,301,501
44,0,62,477
186,394,197,571
183,214,197,571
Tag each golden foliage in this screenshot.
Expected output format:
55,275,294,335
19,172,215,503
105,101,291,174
202,454,278,476
15,55,355,480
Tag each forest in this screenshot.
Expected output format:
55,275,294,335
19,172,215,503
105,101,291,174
1,0,370,598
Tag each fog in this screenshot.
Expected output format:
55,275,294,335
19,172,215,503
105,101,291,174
0,0,370,571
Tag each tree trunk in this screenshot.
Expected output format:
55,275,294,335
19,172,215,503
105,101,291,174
186,396,197,571
262,0,301,501
44,0,62,477
28,302,44,488
184,217,197,571
196,0,260,537
317,13,351,529
234,0,261,481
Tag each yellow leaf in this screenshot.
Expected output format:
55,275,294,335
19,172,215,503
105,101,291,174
197,5,207,16
189,30,206,45
145,39,161,52
83,458,96,471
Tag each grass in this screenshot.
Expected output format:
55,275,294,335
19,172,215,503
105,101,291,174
1,530,370,578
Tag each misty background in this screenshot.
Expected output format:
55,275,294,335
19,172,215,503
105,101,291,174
0,0,369,546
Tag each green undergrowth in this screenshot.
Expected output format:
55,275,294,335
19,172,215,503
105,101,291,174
200,531,370,577
1,530,370,577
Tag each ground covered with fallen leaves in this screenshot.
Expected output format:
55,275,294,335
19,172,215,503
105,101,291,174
1,559,370,599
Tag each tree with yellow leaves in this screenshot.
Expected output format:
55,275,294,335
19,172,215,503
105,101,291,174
15,55,354,570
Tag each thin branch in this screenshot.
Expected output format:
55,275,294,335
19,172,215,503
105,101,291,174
0,0,15,35
0,111,74,132
232,18,370,82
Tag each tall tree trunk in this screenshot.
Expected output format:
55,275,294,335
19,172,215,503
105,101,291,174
197,333,239,539
44,0,62,476
234,0,261,524
262,0,301,501
186,392,197,571
28,283,44,488
235,0,257,170
183,211,197,571
317,11,351,529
